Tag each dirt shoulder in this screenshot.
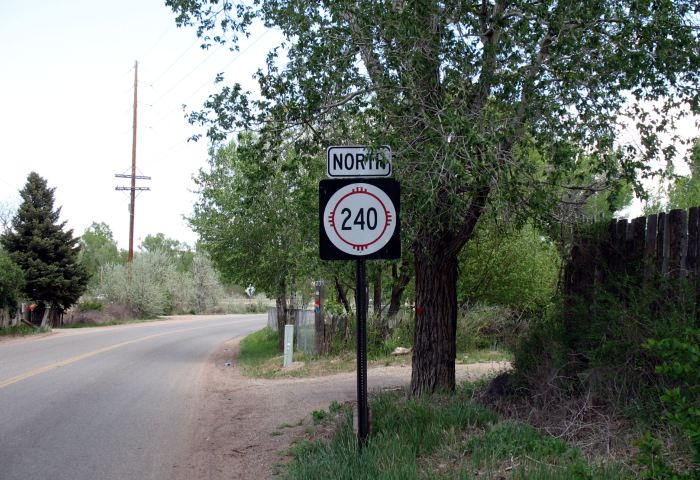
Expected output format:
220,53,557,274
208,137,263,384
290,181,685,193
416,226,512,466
175,337,510,480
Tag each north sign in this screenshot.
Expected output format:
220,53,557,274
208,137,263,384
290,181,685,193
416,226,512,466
319,179,400,260
326,145,392,178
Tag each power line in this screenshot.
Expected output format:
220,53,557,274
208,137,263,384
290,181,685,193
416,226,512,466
140,24,174,63
153,42,225,103
151,37,202,85
149,29,273,126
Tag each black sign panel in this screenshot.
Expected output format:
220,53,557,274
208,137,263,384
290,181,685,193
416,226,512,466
319,179,401,260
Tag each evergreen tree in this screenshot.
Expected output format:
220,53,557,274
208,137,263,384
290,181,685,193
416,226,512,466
1,172,89,327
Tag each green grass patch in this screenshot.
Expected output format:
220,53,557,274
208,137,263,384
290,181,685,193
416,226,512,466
0,324,51,337
238,327,280,376
237,329,509,379
60,318,160,329
284,384,633,480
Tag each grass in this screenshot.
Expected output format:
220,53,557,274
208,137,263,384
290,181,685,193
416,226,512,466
238,328,511,379
0,324,51,337
211,296,271,314
60,318,160,329
238,327,281,376
284,383,633,480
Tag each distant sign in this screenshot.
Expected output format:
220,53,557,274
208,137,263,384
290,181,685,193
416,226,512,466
326,145,392,178
319,179,400,260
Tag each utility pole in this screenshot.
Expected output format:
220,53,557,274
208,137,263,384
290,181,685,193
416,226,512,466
115,60,150,262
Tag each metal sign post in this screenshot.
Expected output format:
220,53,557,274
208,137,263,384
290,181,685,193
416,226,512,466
355,259,369,444
319,146,400,448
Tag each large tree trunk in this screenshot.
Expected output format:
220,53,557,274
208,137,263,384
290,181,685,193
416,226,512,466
411,246,458,395
276,280,287,352
38,303,49,327
48,305,63,328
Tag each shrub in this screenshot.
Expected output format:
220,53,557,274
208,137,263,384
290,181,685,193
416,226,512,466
457,303,526,352
99,252,170,318
638,329,700,477
458,222,560,314
97,251,225,318
77,299,103,312
514,266,699,401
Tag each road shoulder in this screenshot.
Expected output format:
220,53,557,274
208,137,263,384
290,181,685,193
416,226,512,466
176,338,509,480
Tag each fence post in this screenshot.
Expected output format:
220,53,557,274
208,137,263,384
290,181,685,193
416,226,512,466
656,212,669,275
686,207,700,276
314,281,325,355
668,209,687,278
283,324,294,367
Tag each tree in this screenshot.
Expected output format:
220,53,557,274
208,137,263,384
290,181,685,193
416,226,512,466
140,233,194,273
190,135,320,349
0,249,23,326
190,251,225,313
168,0,700,394
667,138,700,210
458,222,559,313
0,201,15,234
80,222,122,285
1,172,89,327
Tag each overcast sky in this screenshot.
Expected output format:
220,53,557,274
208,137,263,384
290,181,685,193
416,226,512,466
0,0,280,249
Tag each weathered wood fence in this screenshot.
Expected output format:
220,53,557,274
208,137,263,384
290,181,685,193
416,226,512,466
565,208,700,298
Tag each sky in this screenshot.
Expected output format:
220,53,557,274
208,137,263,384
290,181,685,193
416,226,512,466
0,0,280,249
1,2,698,249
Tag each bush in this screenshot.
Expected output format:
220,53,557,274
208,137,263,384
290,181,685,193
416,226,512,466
457,303,526,352
0,249,23,314
97,251,224,318
638,329,700,477
77,299,103,312
514,268,700,401
458,222,560,314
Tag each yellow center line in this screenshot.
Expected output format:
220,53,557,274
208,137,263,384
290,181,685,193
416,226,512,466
0,322,231,390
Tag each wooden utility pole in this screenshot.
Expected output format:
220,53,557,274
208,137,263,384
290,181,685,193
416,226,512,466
128,60,138,263
115,60,150,260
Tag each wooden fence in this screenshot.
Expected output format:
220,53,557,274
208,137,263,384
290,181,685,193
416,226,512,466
564,207,700,298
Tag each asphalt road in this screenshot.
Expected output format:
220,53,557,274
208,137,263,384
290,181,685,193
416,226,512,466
0,314,266,480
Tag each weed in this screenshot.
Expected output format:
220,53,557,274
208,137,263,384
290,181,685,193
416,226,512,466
0,324,50,337
284,385,632,479
312,410,328,425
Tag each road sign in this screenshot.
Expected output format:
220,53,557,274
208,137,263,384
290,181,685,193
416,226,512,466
326,145,392,178
319,179,400,260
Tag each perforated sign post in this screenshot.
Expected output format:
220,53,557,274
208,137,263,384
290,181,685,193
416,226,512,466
320,146,400,448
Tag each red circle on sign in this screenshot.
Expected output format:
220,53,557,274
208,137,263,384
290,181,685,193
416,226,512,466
323,182,397,256
331,188,391,250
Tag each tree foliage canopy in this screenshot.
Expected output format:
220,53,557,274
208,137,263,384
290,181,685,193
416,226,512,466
190,134,320,298
140,232,194,272
168,0,700,394
667,138,700,210
80,222,122,283
1,172,89,323
458,222,559,312
0,249,23,313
